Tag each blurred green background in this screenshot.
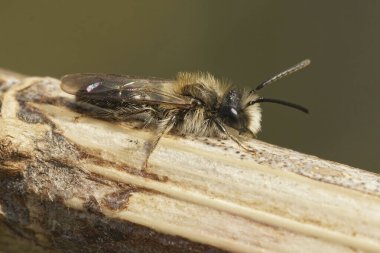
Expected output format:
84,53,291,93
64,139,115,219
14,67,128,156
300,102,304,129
0,1,379,172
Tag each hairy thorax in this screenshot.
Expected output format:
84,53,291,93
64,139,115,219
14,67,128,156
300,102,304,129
171,73,227,137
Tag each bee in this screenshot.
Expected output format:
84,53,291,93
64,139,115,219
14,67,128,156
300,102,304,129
61,59,310,168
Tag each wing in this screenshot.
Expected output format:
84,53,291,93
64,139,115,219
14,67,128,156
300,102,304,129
61,73,193,108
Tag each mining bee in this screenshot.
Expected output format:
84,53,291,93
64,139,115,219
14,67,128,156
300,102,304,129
61,59,310,168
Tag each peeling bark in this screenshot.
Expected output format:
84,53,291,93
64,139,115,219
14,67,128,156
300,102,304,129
1,70,380,253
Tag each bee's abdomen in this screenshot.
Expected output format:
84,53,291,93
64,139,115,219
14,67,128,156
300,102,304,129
75,89,124,109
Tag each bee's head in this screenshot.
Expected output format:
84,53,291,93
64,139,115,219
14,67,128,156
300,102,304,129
219,89,260,135
218,59,311,136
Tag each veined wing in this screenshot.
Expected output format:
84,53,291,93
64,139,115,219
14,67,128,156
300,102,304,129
61,73,193,108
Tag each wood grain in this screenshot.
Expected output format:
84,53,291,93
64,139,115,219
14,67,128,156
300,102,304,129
1,70,379,253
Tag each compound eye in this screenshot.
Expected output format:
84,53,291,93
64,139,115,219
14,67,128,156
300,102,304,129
227,107,241,127
220,106,245,131
229,107,239,118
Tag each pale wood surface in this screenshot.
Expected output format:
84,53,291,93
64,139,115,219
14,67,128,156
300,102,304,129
1,70,380,253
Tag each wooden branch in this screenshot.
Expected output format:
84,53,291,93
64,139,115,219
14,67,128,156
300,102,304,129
1,69,380,253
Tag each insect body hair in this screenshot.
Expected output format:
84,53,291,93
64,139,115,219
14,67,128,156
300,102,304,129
174,72,230,98
240,92,262,136
166,72,262,137
168,72,229,137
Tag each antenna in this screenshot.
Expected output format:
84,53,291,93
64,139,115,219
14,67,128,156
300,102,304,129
247,98,309,114
251,59,310,93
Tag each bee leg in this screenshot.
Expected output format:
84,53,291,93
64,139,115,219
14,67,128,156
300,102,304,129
213,118,257,154
115,107,157,120
142,115,176,170
74,103,155,121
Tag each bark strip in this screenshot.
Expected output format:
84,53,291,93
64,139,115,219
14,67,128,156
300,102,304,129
1,70,380,253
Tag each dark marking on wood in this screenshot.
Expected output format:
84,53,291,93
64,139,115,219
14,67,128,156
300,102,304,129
16,101,50,124
84,196,103,215
102,188,138,211
121,165,169,182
